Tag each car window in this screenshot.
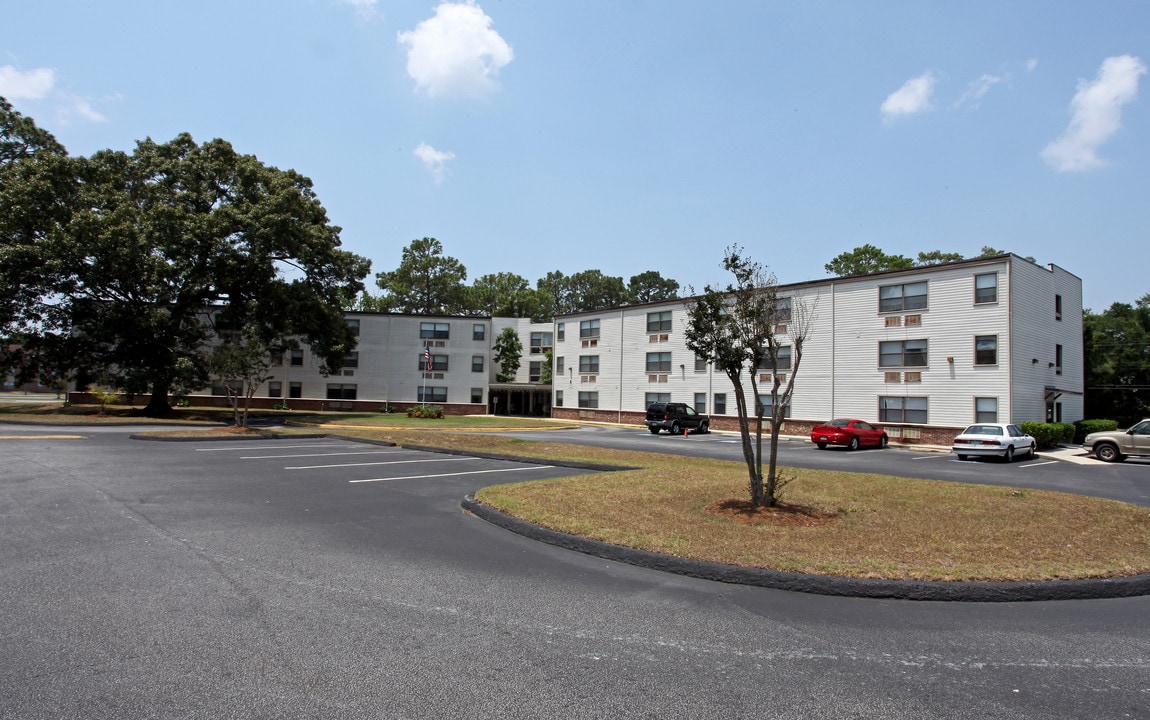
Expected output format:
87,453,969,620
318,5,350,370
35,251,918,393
1008,425,1024,437
967,425,1002,435
830,419,850,427
856,422,873,430
1132,421,1150,435
685,407,697,416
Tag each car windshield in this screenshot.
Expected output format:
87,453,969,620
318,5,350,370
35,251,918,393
827,419,851,427
965,425,1003,436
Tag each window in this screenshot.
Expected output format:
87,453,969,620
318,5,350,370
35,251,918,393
471,388,483,404
694,354,709,372
1055,344,1063,375
529,361,542,382
759,346,791,372
290,349,304,366
694,393,707,413
756,395,791,418
646,311,672,333
473,324,485,341
418,386,447,403
472,355,484,373
975,397,998,423
556,322,565,341
578,391,599,408
879,396,928,424
269,351,283,367
289,382,302,399
268,381,282,398
879,281,928,312
530,332,553,354
974,273,997,304
774,297,792,324
556,357,564,375
579,319,600,339
646,352,672,372
418,354,449,372
645,392,671,407
579,355,599,374
326,383,357,400
879,339,928,368
975,336,997,366
420,322,450,339
345,319,360,335
343,351,359,369
714,393,727,415
555,390,564,407
1055,295,1063,321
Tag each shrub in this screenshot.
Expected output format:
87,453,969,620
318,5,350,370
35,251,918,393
1074,418,1119,443
406,404,444,419
377,404,398,414
1019,421,1075,448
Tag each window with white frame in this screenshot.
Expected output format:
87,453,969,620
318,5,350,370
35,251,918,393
757,395,791,418
579,355,599,374
879,339,928,367
774,297,792,323
578,391,598,408
879,396,928,423
694,354,709,372
529,361,542,382
419,354,449,372
289,382,302,399
420,322,450,339
579,319,600,339
530,332,553,354
714,393,727,415
470,388,483,404
556,322,565,341
694,393,707,413
879,281,928,313
472,355,484,373
646,311,672,333
974,273,997,304
645,392,671,407
975,336,997,365
417,386,447,403
290,349,304,366
472,324,485,341
759,346,791,372
326,383,357,400
268,381,282,398
346,318,360,335
975,397,998,423
555,390,564,407
342,351,359,369
556,356,564,375
646,352,672,372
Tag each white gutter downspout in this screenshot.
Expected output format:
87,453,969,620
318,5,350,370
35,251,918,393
618,308,625,424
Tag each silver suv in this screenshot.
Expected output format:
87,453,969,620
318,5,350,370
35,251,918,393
1082,419,1150,462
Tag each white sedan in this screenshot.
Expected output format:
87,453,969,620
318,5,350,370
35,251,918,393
952,423,1037,462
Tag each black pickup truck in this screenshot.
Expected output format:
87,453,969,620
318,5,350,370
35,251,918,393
645,402,710,435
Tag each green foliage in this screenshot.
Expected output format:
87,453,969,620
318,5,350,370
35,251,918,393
373,237,468,315
537,269,629,317
493,327,523,382
377,404,398,414
627,270,680,304
467,271,540,318
540,348,553,385
824,244,914,276
1019,421,1075,448
1084,291,1150,424
90,386,121,415
915,250,964,265
406,404,443,419
1074,418,1120,443
0,106,369,417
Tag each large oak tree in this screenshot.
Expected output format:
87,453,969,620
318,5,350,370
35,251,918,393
1,100,370,415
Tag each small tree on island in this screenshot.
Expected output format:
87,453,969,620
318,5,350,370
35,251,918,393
685,246,813,508
204,331,274,429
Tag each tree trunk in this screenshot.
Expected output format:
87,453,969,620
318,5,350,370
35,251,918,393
143,379,173,417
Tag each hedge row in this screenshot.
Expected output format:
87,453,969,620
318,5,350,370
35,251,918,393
1018,421,1075,448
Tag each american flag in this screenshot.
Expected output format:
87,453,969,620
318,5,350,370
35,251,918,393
424,347,432,372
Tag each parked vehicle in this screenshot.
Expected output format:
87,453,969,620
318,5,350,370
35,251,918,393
645,402,709,435
810,418,888,450
1082,419,1150,462
952,423,1036,462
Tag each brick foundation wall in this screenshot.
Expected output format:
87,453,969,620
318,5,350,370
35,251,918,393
66,392,487,416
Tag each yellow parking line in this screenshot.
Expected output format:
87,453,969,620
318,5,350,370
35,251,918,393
0,435,86,440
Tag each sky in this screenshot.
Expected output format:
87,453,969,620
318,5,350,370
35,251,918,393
3,1,1148,312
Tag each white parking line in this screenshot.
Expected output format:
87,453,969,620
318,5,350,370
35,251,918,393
912,455,943,460
195,443,362,452
241,450,408,460
349,465,552,484
1021,460,1059,469
286,457,474,470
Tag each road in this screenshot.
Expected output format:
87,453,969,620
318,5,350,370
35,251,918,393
1,424,1148,719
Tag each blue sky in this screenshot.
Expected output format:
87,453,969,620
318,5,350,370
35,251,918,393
3,1,1147,312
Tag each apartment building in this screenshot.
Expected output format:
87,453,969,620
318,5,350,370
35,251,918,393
549,254,1083,444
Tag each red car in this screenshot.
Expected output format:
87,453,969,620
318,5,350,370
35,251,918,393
810,418,888,450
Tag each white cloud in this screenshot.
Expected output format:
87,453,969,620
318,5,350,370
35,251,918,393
0,65,56,99
881,72,936,123
953,73,1003,111
1026,58,1038,73
339,0,378,20
398,1,514,99
1041,54,1146,172
414,142,456,183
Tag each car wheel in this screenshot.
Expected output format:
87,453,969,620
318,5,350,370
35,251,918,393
671,422,681,436
698,420,709,434
649,426,660,435
1004,445,1015,462
1095,443,1124,463
879,435,888,449
816,442,827,450
1027,443,1036,459
957,454,969,461
848,436,859,451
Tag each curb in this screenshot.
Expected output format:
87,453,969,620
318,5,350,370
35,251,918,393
462,497,1150,603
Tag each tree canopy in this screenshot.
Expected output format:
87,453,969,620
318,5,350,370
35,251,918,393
1084,291,1150,424
370,237,469,315
0,100,370,415
824,244,915,276
627,270,680,304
